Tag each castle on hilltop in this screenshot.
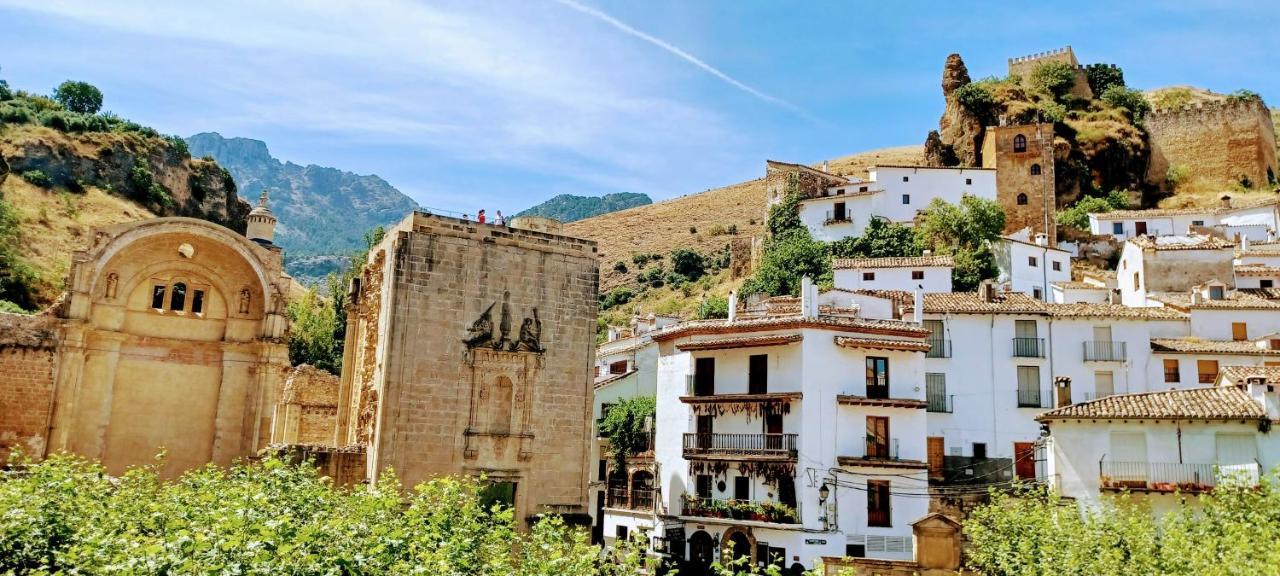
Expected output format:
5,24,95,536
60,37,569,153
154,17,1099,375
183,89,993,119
1145,96,1277,190
1007,46,1093,100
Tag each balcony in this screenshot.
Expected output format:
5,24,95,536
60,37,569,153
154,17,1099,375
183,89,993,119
837,437,929,470
1083,341,1127,362
926,392,953,413
681,496,799,524
682,433,797,461
607,488,655,510
1016,386,1052,408
1012,337,1045,358
681,376,802,405
925,339,951,359
1100,461,1260,493
824,210,852,226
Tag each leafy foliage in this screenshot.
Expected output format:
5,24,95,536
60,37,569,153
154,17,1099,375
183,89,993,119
698,295,729,319
19,170,51,188
966,474,1280,575
954,80,999,125
286,288,341,373
599,286,634,310
1101,85,1152,121
52,80,103,114
741,229,831,297
1056,191,1130,230
127,160,172,207
1085,64,1125,96
1029,61,1079,100
915,196,1005,291
1166,164,1193,190
669,247,707,282
598,397,655,472
1227,89,1262,104
765,175,803,238
0,190,38,310
829,217,922,259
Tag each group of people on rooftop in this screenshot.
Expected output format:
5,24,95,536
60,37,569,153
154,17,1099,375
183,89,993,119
462,209,505,226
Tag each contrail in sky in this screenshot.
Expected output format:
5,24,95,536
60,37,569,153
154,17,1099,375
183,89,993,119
553,0,809,117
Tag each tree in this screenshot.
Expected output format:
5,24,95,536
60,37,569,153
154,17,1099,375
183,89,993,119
698,295,729,319
52,80,103,114
829,217,922,259
669,248,707,282
741,229,830,297
1056,191,1130,231
1101,85,1152,121
916,196,1006,292
1085,64,1125,96
285,288,340,373
1029,61,1079,100
598,397,655,472
766,174,803,238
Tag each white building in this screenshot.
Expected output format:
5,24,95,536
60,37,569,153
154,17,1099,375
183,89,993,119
1088,194,1279,242
1050,281,1110,304
1117,235,1235,307
832,255,954,293
647,288,933,572
991,233,1071,301
797,166,996,242
1041,371,1280,516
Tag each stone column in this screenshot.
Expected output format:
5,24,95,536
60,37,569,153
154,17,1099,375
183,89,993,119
47,323,88,455
79,329,127,462
211,342,254,466
334,300,361,445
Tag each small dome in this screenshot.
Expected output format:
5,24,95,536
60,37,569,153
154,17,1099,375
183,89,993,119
249,190,276,219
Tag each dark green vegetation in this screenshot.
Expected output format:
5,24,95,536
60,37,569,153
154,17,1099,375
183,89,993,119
597,396,656,471
52,81,103,114
602,245,728,306
186,132,419,285
286,226,385,374
1057,190,1130,231
0,188,38,310
515,192,651,223
742,175,1004,296
966,475,1280,575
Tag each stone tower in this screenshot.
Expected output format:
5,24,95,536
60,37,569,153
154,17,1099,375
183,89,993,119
982,123,1057,244
246,190,277,245
338,212,599,527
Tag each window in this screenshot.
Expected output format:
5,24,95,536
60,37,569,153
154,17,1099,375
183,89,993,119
1163,359,1179,383
972,443,987,459
1192,220,1205,227
1133,272,1140,291
1263,280,1275,288
902,176,909,182
598,459,607,481
693,357,715,395
151,285,166,309
902,194,910,205
1013,134,1027,153
859,186,868,192
748,354,768,395
1032,287,1044,300
846,544,866,558
1095,371,1114,398
609,360,628,374
1197,359,1219,384
169,282,187,311
862,272,875,281
866,357,889,399
695,475,712,498
1028,256,1038,267
191,290,205,314
911,270,924,280
1232,322,1248,341
1113,222,1124,235
865,416,889,459
734,476,749,500
1209,285,1225,300
965,178,972,185
1052,260,1062,272
1270,339,1280,351
1030,163,1042,175
1017,365,1042,407
926,373,948,412
1135,221,1148,235
479,481,517,510
1017,193,1028,205
833,201,847,221
616,525,628,542
867,480,891,527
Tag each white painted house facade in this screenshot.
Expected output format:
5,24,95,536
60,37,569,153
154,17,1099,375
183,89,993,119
991,234,1072,301
831,255,955,294
1088,194,1279,242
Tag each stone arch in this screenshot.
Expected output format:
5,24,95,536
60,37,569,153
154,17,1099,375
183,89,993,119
1013,134,1027,153
1017,193,1029,205
1030,163,1042,175
721,526,755,565
688,530,715,570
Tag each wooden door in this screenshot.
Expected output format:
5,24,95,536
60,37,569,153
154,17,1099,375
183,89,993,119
1014,442,1037,480
694,357,715,395
927,437,945,479
1135,221,1148,235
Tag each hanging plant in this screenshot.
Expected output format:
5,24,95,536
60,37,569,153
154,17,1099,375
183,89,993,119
688,460,731,479
599,396,656,472
738,461,796,486
688,398,793,421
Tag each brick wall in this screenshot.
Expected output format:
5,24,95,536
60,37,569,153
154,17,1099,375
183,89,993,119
1146,98,1278,190
0,346,57,461
985,123,1057,244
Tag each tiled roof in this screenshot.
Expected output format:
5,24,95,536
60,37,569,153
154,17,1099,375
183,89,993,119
1051,281,1106,290
1151,290,1280,310
1218,365,1280,385
871,164,996,172
916,292,1047,314
1091,196,1279,220
1239,287,1280,300
1150,338,1280,356
1234,263,1280,277
651,314,930,341
996,235,1071,253
594,369,637,390
1037,385,1264,421
833,336,933,352
1129,235,1235,251
832,255,955,270
1044,303,1187,320
677,334,803,351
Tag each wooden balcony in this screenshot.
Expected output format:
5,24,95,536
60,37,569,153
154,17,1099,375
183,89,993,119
682,433,798,461
837,394,926,409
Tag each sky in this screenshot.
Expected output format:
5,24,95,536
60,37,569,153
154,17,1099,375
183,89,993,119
1,1,1277,215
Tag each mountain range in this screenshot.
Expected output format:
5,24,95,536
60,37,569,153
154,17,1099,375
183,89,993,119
516,192,651,222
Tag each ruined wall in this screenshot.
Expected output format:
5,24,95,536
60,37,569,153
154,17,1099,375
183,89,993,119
764,160,847,207
985,123,1058,244
728,236,760,279
0,313,59,462
1007,47,1092,100
1146,98,1278,190
272,364,340,445
353,212,598,524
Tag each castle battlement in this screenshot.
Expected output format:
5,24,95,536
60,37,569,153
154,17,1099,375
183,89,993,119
1148,96,1270,121
1008,46,1076,66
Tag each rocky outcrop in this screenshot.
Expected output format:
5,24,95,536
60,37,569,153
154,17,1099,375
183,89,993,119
0,131,249,232
931,54,985,167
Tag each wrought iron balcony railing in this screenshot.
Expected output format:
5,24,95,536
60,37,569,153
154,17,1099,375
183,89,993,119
1083,341,1127,362
1016,386,1052,408
1099,460,1259,493
682,433,798,459
925,339,951,358
1012,337,1045,358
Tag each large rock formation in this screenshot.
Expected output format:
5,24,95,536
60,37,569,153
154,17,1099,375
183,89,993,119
930,54,985,167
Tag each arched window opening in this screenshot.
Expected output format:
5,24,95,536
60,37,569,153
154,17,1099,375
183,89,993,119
490,376,513,434
1013,134,1027,153
151,285,166,309
1030,163,1042,176
169,282,187,311
1017,193,1029,206
192,289,206,314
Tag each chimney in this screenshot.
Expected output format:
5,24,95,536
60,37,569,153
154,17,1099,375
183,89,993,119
979,280,995,303
801,276,817,318
1190,288,1203,305
1242,236,1250,252
728,291,738,323
1034,233,1048,247
913,287,924,324
1055,376,1073,408
1220,194,1233,209
821,160,829,173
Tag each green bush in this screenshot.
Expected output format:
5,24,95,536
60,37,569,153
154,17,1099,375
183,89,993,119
829,217,921,259
1227,89,1262,104
1085,64,1125,95
955,81,998,124
128,161,172,207
166,134,190,158
1166,164,1192,189
0,193,40,313
52,80,103,114
741,229,830,297
611,261,627,274
697,295,729,319
1029,61,1079,100
286,289,340,373
1101,85,1152,121
1056,191,1130,231
20,170,52,188
599,287,634,310
598,397,655,471
669,248,706,282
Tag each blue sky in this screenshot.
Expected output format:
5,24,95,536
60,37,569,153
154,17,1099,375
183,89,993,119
1,1,1276,214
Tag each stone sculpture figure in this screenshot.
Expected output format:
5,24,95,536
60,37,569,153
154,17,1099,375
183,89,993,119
515,307,543,353
495,291,512,350
104,272,118,300
238,288,251,314
464,303,496,348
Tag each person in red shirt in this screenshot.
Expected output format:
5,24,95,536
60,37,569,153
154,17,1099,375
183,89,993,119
477,209,486,224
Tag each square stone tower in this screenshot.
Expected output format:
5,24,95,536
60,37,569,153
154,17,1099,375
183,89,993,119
338,212,598,525
982,123,1057,244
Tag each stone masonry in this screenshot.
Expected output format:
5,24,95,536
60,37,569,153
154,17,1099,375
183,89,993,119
338,211,599,526
1007,46,1093,100
983,122,1058,244
0,313,59,461
1145,97,1278,190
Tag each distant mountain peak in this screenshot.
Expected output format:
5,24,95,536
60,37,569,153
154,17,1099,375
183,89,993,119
516,192,652,223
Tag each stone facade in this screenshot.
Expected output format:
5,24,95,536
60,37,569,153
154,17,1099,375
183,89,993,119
0,216,292,477
271,364,341,446
765,160,848,206
1007,46,1092,100
982,123,1058,244
339,212,598,526
1145,98,1278,190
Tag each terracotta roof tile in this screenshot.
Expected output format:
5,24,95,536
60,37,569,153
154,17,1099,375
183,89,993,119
1150,338,1280,356
1091,196,1278,220
1051,281,1106,290
1037,385,1264,421
1234,264,1280,277
1151,290,1280,310
1044,303,1187,320
916,292,1047,314
1218,365,1280,385
833,255,955,270
1239,288,1280,300
677,334,803,351
1129,235,1235,251
651,314,930,341
833,336,932,352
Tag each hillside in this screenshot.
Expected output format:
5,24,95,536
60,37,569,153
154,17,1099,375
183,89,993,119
564,145,923,321
516,192,651,222
186,132,418,285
